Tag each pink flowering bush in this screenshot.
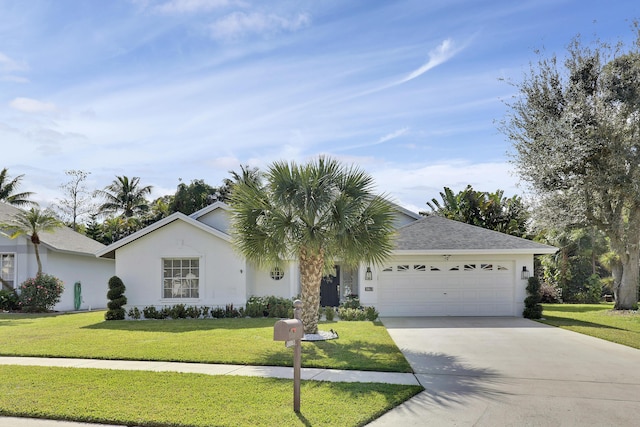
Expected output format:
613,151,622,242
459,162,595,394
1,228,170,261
18,274,64,312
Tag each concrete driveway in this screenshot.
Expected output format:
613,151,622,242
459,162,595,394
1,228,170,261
369,317,640,427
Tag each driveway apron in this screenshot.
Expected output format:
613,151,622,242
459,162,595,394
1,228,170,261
369,317,640,427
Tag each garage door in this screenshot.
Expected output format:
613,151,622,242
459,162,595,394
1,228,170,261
377,260,515,316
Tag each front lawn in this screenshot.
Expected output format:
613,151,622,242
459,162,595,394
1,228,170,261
540,303,640,349
0,365,422,427
0,311,412,372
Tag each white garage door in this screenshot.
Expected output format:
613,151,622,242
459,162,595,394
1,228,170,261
377,260,515,316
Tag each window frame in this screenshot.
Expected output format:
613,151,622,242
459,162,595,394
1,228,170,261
162,257,200,300
0,253,16,289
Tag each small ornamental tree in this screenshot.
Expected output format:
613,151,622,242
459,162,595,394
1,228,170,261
523,276,543,319
18,273,64,312
105,275,127,320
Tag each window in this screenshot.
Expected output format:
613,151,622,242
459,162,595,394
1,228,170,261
1,254,15,288
413,264,426,272
396,265,410,272
270,266,285,281
163,258,199,298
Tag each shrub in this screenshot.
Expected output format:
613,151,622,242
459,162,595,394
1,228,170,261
523,276,543,319
105,276,127,320
159,306,172,319
539,282,561,303
186,305,200,319
364,306,379,321
225,304,240,318
142,306,159,319
323,306,335,321
337,307,367,321
211,307,225,318
170,304,187,319
244,295,294,318
127,306,141,320
200,306,210,318
0,289,19,311
341,295,361,309
18,274,64,312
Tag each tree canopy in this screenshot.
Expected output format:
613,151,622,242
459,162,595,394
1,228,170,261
502,28,640,309
424,185,529,237
95,176,153,218
229,157,396,333
0,168,35,207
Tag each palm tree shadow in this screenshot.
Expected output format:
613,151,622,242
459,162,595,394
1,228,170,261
403,351,508,408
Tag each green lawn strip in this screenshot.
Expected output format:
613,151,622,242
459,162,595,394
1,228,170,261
540,303,640,349
0,311,411,372
0,365,423,427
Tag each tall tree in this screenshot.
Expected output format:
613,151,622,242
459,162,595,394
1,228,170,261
54,170,96,231
95,176,152,218
0,208,63,275
502,29,640,309
170,179,219,215
0,168,35,207
229,157,396,334
424,185,529,236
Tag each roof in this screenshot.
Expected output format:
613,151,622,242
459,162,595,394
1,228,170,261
0,203,106,256
96,211,231,259
393,215,558,255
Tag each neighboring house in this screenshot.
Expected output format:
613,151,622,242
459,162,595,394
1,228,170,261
96,201,557,317
0,203,115,311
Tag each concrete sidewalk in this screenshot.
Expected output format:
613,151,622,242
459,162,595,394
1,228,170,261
0,355,420,427
0,355,419,385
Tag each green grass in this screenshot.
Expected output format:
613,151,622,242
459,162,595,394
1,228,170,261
0,311,412,372
540,303,640,349
0,365,423,427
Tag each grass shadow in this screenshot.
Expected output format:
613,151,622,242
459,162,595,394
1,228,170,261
81,317,277,333
539,315,629,332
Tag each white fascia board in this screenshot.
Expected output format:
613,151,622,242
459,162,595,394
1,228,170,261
95,212,231,258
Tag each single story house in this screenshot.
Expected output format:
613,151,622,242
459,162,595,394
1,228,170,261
0,203,115,311
96,201,557,317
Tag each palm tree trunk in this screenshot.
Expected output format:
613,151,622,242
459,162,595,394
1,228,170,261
34,243,43,276
299,247,324,334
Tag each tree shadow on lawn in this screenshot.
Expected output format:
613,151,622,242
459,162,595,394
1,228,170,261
244,338,412,372
542,304,612,314
82,317,277,333
398,351,509,409
540,315,629,332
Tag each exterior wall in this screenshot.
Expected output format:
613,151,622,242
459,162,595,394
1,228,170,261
245,261,294,299
196,209,230,234
47,252,115,311
358,253,534,317
116,220,246,310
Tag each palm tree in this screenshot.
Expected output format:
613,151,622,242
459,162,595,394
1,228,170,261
230,157,396,334
95,176,152,218
0,208,63,275
0,168,35,207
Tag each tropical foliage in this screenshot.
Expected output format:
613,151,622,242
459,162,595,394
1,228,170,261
0,168,35,207
424,185,529,236
95,176,153,218
0,208,63,275
229,157,396,334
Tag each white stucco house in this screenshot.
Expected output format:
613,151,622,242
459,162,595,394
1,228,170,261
0,203,115,311
96,201,557,317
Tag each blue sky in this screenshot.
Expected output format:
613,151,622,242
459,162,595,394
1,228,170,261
1,0,639,213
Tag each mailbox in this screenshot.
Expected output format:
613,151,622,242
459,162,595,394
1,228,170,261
274,319,303,341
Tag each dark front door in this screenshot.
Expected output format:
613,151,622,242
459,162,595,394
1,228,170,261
320,265,340,307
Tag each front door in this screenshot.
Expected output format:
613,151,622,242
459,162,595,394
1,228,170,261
320,265,340,307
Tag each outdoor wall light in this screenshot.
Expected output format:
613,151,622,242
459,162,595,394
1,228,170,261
365,267,373,281
521,266,530,280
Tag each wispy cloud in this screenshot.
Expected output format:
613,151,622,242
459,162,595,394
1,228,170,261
152,0,236,14
9,97,59,114
210,11,311,41
0,51,29,83
396,38,461,85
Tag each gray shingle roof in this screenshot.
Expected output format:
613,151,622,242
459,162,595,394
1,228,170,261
394,215,557,253
0,203,105,255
